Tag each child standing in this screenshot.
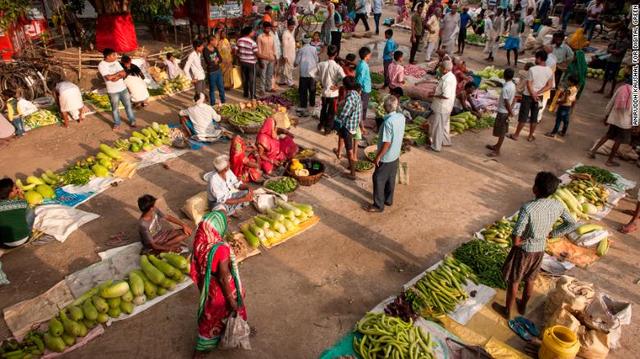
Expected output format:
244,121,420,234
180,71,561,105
333,77,363,180
382,29,398,89
355,46,372,128
338,53,357,104
504,12,521,67
310,32,323,55
487,68,515,157
388,51,405,91
2,90,25,137
546,76,579,138
493,172,576,319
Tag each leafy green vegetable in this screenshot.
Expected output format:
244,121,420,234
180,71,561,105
61,168,94,185
265,177,297,194
371,73,384,85
453,240,508,289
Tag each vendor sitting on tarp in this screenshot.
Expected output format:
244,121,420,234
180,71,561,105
179,93,223,142
121,55,150,108
137,194,192,252
54,81,86,128
452,57,474,94
207,155,253,216
0,178,34,248
454,82,481,117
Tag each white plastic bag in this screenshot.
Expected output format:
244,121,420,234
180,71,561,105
219,312,251,350
582,292,632,349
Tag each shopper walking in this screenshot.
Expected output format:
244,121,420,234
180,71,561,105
353,0,371,32
409,2,424,64
372,0,383,35
203,36,225,105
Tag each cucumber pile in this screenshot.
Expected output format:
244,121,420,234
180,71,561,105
240,200,314,248
36,253,189,353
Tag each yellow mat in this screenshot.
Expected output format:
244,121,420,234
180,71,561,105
440,275,556,358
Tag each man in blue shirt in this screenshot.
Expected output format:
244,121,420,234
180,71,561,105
364,96,405,212
457,7,472,55
355,46,372,129
382,29,398,89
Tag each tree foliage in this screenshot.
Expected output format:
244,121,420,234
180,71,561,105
0,0,31,30
87,0,185,15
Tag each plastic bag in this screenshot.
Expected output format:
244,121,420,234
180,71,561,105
219,312,251,350
232,66,243,90
544,276,595,322
578,326,609,359
582,292,631,349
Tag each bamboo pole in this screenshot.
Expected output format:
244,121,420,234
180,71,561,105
78,48,82,80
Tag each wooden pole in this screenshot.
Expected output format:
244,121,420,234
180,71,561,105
78,47,82,81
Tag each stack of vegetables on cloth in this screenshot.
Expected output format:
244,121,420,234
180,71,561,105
256,118,298,175
191,211,248,355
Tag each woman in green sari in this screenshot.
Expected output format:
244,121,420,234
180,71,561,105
190,211,246,356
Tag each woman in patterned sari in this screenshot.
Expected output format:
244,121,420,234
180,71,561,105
191,211,246,356
216,28,234,89
256,117,298,175
229,135,262,183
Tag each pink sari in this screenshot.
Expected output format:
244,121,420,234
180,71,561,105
256,118,298,174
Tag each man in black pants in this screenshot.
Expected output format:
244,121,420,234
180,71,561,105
314,45,345,134
353,0,371,32
364,96,406,213
295,37,318,116
236,26,259,99
409,2,424,64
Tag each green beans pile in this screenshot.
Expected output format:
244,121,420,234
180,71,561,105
353,312,435,359
404,256,478,317
573,165,617,185
453,240,508,289
355,160,374,171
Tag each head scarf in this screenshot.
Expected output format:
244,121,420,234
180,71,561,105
229,135,247,178
190,210,228,284
257,117,276,149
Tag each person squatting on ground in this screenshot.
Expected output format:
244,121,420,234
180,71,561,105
493,172,576,319
137,194,192,252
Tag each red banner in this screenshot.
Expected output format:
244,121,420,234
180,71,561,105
95,13,138,53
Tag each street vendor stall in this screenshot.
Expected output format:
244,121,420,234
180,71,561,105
188,0,253,34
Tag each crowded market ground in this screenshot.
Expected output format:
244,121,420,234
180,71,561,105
0,2,638,359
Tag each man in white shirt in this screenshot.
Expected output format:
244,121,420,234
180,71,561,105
429,60,457,152
487,68,516,157
54,81,86,127
441,5,461,55
179,93,222,141
207,155,253,216
183,39,206,99
310,45,345,134
509,50,554,141
584,0,604,40
98,48,136,130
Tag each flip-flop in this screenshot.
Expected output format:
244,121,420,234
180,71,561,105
620,223,637,234
508,319,533,342
362,204,383,213
527,136,536,142
486,152,499,158
605,161,620,167
485,144,496,151
507,134,518,141
515,316,540,337
587,152,596,159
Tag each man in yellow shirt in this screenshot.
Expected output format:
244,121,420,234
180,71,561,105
2,89,25,137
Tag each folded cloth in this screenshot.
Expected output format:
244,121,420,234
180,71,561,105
32,205,100,242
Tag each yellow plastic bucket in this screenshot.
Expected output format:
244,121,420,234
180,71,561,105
539,325,581,359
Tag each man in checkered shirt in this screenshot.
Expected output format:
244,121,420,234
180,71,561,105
334,76,363,180
494,172,576,319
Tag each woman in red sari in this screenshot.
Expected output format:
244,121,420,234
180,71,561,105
191,211,247,356
256,117,298,175
229,135,262,183
452,57,473,94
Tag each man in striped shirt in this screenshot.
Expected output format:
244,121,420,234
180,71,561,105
334,76,362,179
494,172,576,319
236,26,259,99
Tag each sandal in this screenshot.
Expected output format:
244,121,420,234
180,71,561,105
515,316,540,337
527,136,536,142
485,144,496,151
620,223,637,234
587,152,596,159
605,161,620,167
486,151,499,158
508,319,533,342
107,232,129,246
507,134,518,141
362,204,383,213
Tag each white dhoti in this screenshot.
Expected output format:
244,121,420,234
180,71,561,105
430,111,452,152
441,33,458,55
58,86,84,120
124,76,150,103
483,38,498,56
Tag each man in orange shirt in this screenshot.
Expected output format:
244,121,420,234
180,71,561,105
257,22,277,95
263,5,274,24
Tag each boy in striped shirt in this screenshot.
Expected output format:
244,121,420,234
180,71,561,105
494,172,576,319
236,27,259,99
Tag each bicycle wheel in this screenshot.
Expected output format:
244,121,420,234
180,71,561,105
43,65,68,94
2,72,36,100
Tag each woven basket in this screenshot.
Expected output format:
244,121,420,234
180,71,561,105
286,159,325,186
403,100,432,120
